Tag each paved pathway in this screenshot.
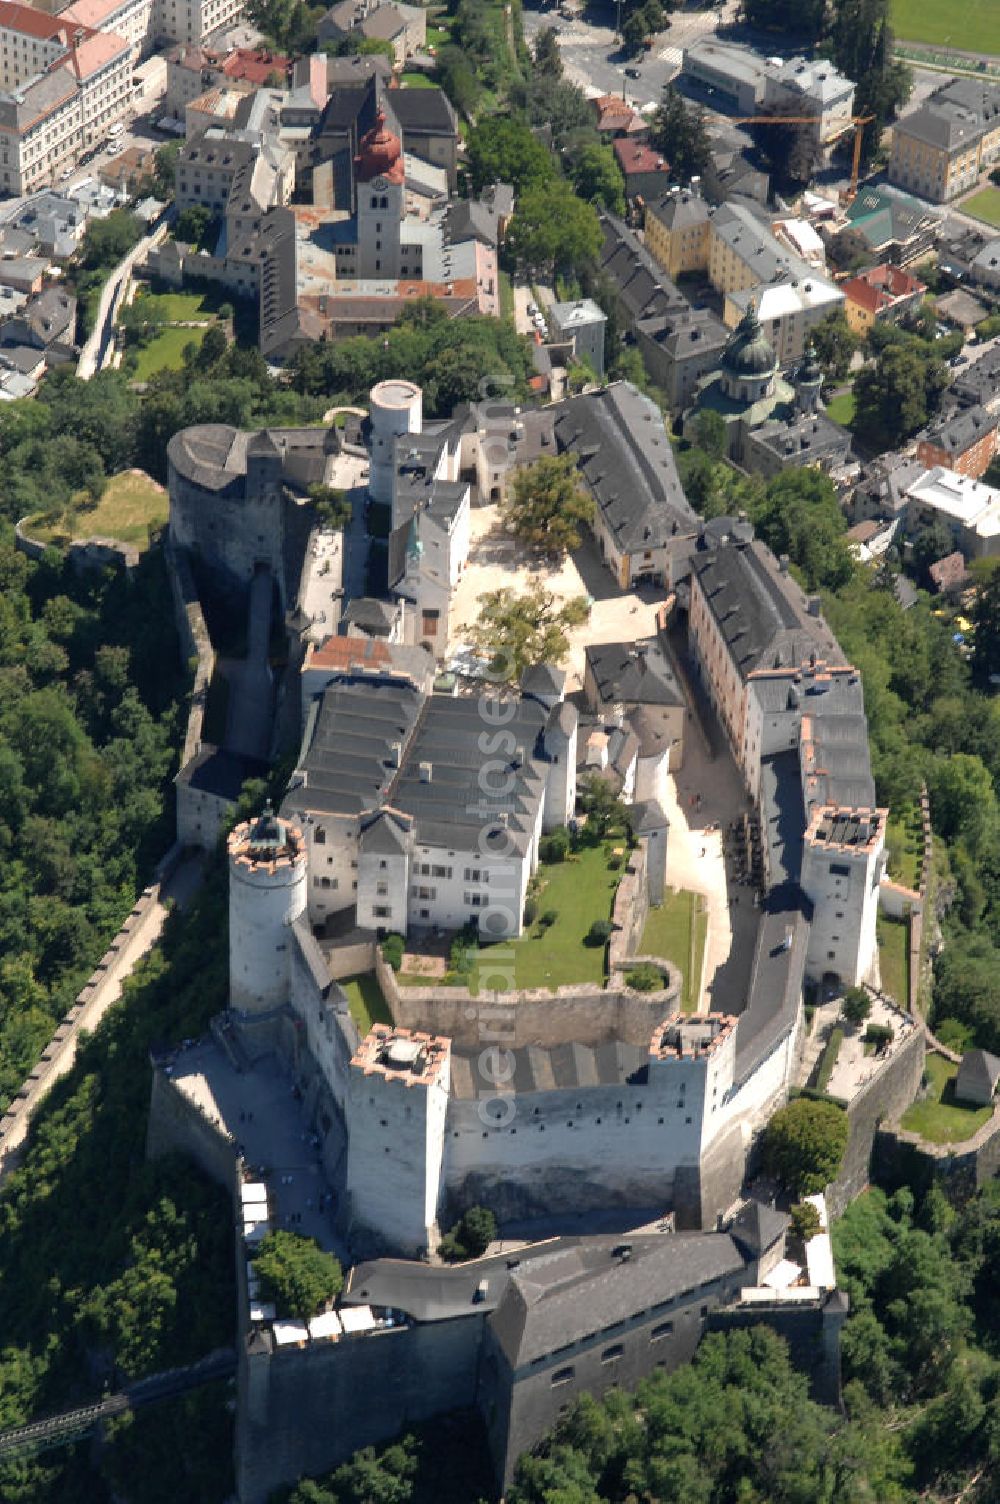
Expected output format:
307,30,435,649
76,215,171,381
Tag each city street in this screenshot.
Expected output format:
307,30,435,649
521,0,731,111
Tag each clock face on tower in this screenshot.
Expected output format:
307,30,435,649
372,175,389,190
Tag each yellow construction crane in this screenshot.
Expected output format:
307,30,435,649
730,114,876,205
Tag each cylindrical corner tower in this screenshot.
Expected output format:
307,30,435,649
369,379,423,510
228,803,307,1014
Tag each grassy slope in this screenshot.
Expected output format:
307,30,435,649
27,469,168,546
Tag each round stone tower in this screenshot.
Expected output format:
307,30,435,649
228,802,307,1014
369,378,423,510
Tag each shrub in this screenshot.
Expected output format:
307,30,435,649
523,897,538,927
814,1027,844,1095
586,919,614,947
934,1016,973,1053
540,909,558,928
539,827,570,863
381,933,404,972
626,962,664,992
864,1023,893,1051
439,1205,498,1262
790,1201,822,1243
450,934,477,976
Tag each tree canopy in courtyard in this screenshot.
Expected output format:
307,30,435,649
465,583,589,681
502,454,594,556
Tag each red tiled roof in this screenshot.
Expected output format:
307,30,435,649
613,137,668,177
843,261,926,315
0,1,65,41
221,48,290,85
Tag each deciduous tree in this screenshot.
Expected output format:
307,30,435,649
465,583,589,680
502,453,594,555
762,1097,849,1195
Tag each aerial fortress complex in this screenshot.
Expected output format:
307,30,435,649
153,353,899,1501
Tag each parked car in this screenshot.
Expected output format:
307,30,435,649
625,66,641,78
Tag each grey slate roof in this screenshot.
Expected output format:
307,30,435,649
489,1233,748,1368
586,637,683,709
955,1048,1000,1102
389,86,457,136
176,745,269,799
359,808,412,856
647,190,710,233
342,596,398,635
919,404,997,456
343,1253,515,1320
520,662,566,698
596,211,687,323
745,411,853,471
636,305,729,362
553,382,697,554
288,682,552,856
692,533,844,681
730,1199,789,1258
629,797,668,834
952,343,1000,406
283,675,424,818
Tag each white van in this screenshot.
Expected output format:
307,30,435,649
108,120,126,142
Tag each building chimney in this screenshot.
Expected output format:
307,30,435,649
419,760,432,783
388,741,401,768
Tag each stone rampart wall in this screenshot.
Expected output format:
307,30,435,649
0,845,181,1185
165,532,216,777
374,944,680,1049
826,1020,926,1219
874,1104,1000,1204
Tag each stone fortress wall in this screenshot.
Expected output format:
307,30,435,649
826,1020,926,1219
0,844,182,1186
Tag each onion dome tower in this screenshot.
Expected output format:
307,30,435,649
721,299,778,405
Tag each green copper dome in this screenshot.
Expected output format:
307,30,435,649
722,300,776,380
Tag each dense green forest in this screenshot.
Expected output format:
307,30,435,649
0,859,237,1503
0,529,184,1115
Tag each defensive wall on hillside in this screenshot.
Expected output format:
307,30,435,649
0,844,183,1185
874,1105,1000,1203
825,1018,926,1219
165,531,216,773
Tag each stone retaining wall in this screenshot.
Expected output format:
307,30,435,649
874,1104,1000,1203
0,843,182,1184
165,531,216,774
373,945,682,1050
826,1019,926,1219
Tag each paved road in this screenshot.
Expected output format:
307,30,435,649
76,214,171,380
523,0,731,110
224,568,274,763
